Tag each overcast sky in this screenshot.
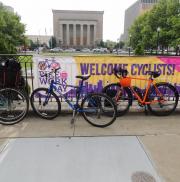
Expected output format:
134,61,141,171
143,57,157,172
2,0,137,41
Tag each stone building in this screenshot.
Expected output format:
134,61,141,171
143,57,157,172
52,10,104,48
27,35,51,47
121,0,158,42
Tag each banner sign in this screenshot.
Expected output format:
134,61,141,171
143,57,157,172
33,56,77,94
33,56,180,96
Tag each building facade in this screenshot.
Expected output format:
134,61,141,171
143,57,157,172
52,10,104,48
27,35,52,47
121,0,158,42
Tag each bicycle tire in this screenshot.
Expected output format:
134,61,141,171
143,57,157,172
147,82,179,116
0,88,29,125
30,87,61,119
102,83,132,116
81,93,117,127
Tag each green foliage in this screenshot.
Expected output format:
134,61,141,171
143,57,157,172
104,40,116,49
49,36,57,48
134,44,144,55
96,40,125,49
129,0,180,52
0,3,25,54
29,40,38,50
114,41,125,49
97,40,105,48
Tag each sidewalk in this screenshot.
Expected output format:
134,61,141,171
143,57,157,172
0,111,180,182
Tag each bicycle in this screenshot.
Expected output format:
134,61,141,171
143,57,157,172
0,59,29,125
0,88,29,125
103,67,179,116
30,68,117,127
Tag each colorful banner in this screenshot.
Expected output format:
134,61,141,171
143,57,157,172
33,56,180,96
75,56,180,92
33,56,77,94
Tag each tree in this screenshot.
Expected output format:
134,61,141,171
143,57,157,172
97,40,105,48
129,14,147,50
29,40,38,51
129,0,180,54
0,3,26,54
49,36,57,48
114,41,125,49
105,40,116,49
134,44,144,55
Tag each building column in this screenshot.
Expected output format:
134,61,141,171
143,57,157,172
80,24,83,46
73,24,76,46
66,24,70,46
87,24,90,46
94,24,97,46
59,24,63,46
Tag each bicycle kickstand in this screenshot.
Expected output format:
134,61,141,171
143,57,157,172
71,110,78,127
144,105,149,116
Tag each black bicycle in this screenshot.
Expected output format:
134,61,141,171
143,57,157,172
30,68,117,127
0,88,29,125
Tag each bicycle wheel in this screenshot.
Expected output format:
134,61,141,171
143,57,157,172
30,88,61,119
147,83,179,116
102,83,132,116
81,93,117,127
0,88,29,125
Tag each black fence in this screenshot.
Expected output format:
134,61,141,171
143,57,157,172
0,54,33,95
0,54,180,105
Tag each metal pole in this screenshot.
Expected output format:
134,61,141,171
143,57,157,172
156,27,160,55
129,35,131,56
24,36,26,55
156,32,159,55
51,37,53,49
37,38,39,54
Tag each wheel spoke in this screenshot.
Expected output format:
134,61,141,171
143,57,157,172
81,93,117,127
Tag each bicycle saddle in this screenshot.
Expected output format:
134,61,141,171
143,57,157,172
147,71,160,78
76,74,91,80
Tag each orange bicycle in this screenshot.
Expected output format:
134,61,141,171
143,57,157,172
103,68,179,116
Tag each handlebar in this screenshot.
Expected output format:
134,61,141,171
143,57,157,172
113,68,160,79
146,71,160,78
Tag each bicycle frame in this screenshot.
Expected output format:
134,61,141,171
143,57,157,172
45,79,86,112
124,76,164,105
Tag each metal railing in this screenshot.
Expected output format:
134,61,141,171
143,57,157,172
0,54,33,95
0,54,180,103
